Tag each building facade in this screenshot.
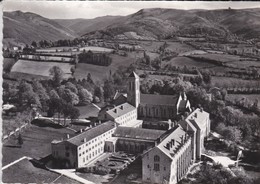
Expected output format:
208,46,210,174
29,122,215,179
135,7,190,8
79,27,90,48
142,125,193,184
51,121,116,168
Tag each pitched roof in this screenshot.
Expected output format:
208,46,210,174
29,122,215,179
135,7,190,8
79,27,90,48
128,71,139,78
106,103,136,119
113,127,165,141
179,100,187,110
186,108,209,131
67,121,115,146
113,91,127,100
140,94,178,106
157,125,188,159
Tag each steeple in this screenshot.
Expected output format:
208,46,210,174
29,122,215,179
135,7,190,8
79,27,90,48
127,71,140,108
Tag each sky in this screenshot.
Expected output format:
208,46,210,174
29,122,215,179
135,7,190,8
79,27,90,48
3,0,260,19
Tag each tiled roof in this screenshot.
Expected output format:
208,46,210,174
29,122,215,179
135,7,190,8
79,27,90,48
157,125,188,159
106,103,136,119
113,127,165,141
67,121,115,146
140,94,178,106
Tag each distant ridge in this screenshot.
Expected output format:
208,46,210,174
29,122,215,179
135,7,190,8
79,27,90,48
3,11,78,47
3,8,260,47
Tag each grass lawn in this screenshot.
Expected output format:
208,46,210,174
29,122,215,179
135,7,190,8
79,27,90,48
10,59,74,79
2,158,82,184
2,124,75,166
2,115,21,137
76,103,100,119
76,173,114,184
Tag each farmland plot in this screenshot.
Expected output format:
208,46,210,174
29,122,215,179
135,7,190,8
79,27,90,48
74,54,135,82
11,59,73,79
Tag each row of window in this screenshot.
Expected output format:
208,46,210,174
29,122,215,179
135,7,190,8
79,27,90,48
78,130,114,151
139,106,175,117
81,147,103,164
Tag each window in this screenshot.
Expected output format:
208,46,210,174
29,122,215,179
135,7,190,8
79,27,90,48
154,155,160,162
79,147,81,150
147,165,150,168
154,163,160,171
66,152,70,157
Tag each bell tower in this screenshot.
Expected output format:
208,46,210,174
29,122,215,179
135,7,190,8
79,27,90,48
127,71,140,108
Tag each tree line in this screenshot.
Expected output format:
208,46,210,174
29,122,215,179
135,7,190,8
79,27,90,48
78,50,112,66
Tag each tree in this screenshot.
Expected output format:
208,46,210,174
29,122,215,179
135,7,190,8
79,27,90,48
32,80,49,112
78,88,93,105
49,66,64,87
70,66,75,76
87,73,94,84
103,80,115,101
62,89,79,105
31,41,37,48
94,86,104,101
69,106,80,123
65,82,78,94
17,133,23,147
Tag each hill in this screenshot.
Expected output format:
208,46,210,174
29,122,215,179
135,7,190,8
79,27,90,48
3,11,78,47
54,15,122,36
81,8,260,40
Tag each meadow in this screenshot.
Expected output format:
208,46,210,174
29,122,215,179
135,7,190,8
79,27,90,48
74,53,135,82
211,76,260,88
162,56,216,68
11,59,73,79
227,94,260,106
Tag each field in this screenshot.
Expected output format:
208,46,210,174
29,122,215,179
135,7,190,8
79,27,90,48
74,53,135,81
212,76,260,88
227,94,260,105
2,123,74,166
79,46,113,52
10,59,74,79
166,41,195,53
162,56,216,68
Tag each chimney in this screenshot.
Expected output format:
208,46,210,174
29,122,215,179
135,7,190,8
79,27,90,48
66,134,70,139
80,129,83,133
200,107,203,112
194,113,197,118
83,138,87,142
114,109,117,113
120,105,123,110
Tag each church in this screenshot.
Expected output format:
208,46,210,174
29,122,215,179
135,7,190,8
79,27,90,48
98,71,191,126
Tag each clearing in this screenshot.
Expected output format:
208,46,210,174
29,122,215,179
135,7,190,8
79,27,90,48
10,59,74,79
74,53,135,82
